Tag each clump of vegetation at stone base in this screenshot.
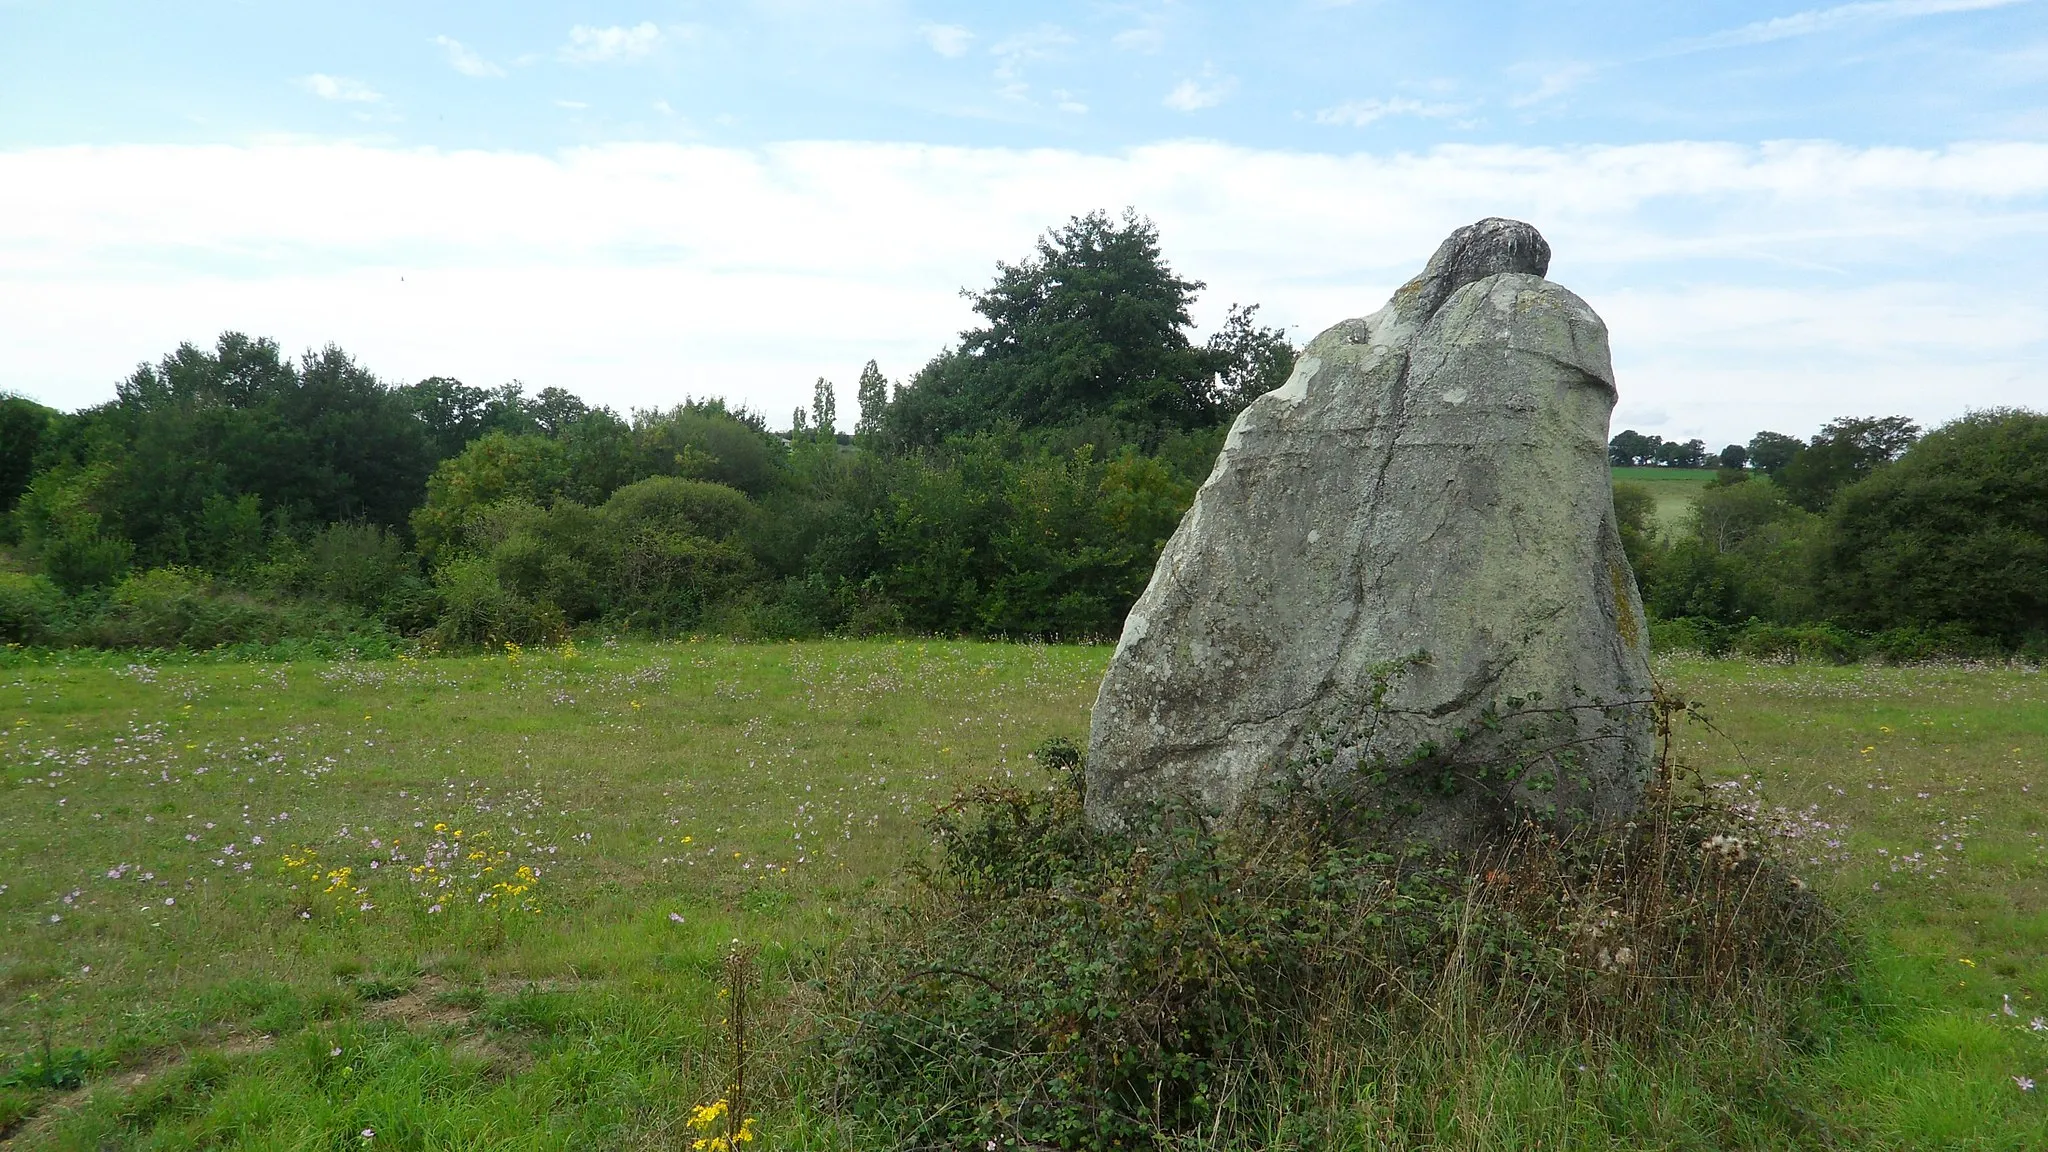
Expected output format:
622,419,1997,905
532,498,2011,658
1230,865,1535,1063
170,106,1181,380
818,723,1852,1150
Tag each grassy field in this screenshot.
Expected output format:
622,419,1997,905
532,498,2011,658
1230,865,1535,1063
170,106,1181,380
1612,466,1719,532
2,640,2045,1149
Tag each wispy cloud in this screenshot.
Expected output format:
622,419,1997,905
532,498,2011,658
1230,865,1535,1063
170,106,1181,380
1112,27,1165,52
432,35,504,78
555,99,589,110
918,23,973,58
1313,97,1462,126
1678,0,2027,51
1164,71,1236,112
990,25,1074,101
297,74,383,103
560,23,664,64
1510,63,1596,108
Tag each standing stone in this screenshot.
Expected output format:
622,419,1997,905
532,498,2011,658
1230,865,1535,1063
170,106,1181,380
1085,219,1654,845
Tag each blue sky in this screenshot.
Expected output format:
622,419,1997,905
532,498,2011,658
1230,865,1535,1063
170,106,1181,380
3,0,2046,445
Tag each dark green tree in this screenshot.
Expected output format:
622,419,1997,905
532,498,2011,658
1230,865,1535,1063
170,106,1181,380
1644,477,1822,627
1608,430,1659,466
811,378,837,439
886,210,1224,446
1652,438,1708,468
1201,303,1296,415
1779,415,1919,511
0,394,58,516
1610,482,1658,576
1821,409,2047,646
402,377,538,460
854,360,890,441
557,407,634,504
529,387,591,436
103,334,433,567
1745,431,1803,478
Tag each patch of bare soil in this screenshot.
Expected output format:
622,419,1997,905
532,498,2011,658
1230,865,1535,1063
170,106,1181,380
1,1030,275,1149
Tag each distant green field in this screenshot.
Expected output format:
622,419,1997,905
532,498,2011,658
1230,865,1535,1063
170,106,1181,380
1612,465,1718,532
3,642,2045,1148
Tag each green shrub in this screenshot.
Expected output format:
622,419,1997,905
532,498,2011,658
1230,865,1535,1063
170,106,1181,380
1822,408,2048,647
1861,623,2004,664
486,501,608,624
1648,615,1731,656
1729,621,1865,664
429,556,561,648
0,571,66,644
820,736,1845,1150
77,567,390,652
13,464,131,592
1611,481,1658,575
1651,617,2009,665
302,521,415,611
91,568,282,649
601,475,754,539
377,572,441,634
411,432,570,563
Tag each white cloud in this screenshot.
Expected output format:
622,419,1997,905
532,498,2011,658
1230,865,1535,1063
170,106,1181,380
297,74,383,103
2,139,2045,445
556,100,590,111
1164,74,1235,112
1053,90,1088,114
918,22,973,58
1680,0,2028,51
1313,97,1462,126
432,35,504,78
560,22,663,64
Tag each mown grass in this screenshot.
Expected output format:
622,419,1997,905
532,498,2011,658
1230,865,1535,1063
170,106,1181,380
1611,466,1719,532
1,641,2043,1149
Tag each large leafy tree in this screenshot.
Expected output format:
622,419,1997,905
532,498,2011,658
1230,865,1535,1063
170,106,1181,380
0,394,59,515
1822,409,2048,645
402,378,533,460
1745,431,1805,478
1778,415,1919,511
1609,430,1658,466
885,210,1288,448
104,334,434,567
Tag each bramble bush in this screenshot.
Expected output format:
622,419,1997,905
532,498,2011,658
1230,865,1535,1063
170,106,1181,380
0,570,66,644
1649,616,2015,664
819,722,1849,1150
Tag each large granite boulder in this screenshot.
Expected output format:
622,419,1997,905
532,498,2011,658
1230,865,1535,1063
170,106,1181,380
1085,219,1654,845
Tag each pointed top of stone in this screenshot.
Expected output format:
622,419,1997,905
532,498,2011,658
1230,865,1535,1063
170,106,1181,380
1396,218,1553,327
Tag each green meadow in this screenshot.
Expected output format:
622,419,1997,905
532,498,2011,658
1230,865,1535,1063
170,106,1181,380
2,641,2045,1149
1611,466,1719,532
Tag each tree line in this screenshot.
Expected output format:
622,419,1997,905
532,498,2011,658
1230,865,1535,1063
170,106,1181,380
1614,412,2046,659
2,208,2042,658
0,211,1288,652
